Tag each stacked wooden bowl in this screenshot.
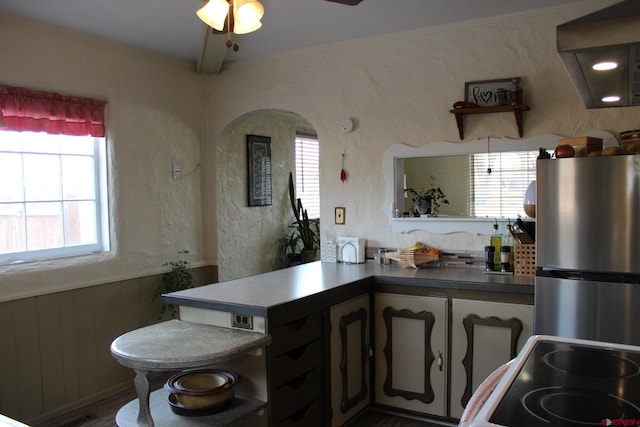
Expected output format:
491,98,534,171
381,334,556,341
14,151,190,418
164,369,238,415
620,130,640,153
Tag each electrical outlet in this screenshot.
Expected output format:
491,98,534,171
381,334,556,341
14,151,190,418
231,312,253,330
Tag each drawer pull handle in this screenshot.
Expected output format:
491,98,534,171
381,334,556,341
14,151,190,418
285,317,308,330
285,343,309,360
287,403,313,422
437,350,443,371
287,370,312,389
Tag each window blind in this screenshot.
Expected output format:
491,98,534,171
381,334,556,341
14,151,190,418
295,135,320,219
470,150,537,218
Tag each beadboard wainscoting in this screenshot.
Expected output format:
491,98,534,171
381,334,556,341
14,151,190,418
0,266,217,425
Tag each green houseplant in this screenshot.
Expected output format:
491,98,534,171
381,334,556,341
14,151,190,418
405,176,450,217
156,250,194,318
279,172,320,264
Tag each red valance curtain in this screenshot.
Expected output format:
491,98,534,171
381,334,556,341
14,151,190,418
0,86,107,137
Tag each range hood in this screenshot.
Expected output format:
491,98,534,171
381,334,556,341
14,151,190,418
557,0,640,108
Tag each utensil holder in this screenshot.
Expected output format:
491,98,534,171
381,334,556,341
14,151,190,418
514,244,536,277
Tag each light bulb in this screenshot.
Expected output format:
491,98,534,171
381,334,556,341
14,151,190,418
602,95,621,103
233,0,263,34
197,0,230,32
233,19,262,34
592,61,618,71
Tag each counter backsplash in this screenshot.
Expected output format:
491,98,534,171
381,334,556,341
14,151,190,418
366,246,486,269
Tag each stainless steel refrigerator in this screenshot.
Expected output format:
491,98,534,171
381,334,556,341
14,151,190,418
535,155,640,346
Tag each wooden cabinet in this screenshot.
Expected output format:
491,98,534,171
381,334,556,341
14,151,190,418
374,293,448,416
268,311,325,426
329,294,371,427
449,299,534,418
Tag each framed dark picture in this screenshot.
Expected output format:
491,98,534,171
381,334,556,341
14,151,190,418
465,77,522,107
247,134,272,206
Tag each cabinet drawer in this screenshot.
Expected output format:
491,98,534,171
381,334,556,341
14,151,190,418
270,312,323,356
271,339,323,388
275,400,325,427
271,367,324,422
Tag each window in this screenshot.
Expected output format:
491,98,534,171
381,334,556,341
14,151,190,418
0,130,108,263
470,150,537,218
294,134,320,219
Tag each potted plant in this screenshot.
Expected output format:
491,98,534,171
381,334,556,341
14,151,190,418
156,250,194,318
404,188,432,216
405,176,450,217
280,172,320,264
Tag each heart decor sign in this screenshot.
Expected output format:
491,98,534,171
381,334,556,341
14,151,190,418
464,78,522,107
474,88,494,105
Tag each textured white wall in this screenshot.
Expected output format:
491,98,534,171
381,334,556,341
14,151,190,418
216,110,314,280
3,1,638,290
207,2,639,280
0,14,206,300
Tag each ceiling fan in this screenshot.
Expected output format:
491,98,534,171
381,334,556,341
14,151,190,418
198,0,364,52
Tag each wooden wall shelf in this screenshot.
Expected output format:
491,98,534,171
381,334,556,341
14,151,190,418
449,104,530,139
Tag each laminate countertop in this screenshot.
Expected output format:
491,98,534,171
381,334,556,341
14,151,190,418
163,261,534,317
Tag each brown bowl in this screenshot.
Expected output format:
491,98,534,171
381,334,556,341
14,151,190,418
172,387,233,409
165,369,238,410
620,129,640,138
174,371,231,392
168,391,234,415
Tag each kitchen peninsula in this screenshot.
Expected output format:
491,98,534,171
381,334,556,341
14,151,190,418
163,261,534,425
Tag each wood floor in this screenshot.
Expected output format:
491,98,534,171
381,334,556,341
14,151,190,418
32,373,172,427
346,410,457,427
34,375,457,427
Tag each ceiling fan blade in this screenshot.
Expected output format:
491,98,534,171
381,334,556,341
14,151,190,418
324,0,364,5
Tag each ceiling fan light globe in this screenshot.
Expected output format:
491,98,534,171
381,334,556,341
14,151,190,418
197,0,230,31
234,0,264,21
233,0,264,33
233,19,262,34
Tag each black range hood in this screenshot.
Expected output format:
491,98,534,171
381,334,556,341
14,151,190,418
557,0,640,108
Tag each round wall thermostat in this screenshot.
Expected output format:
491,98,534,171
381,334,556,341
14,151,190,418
340,118,354,133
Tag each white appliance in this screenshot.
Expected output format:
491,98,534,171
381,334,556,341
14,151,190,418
336,237,366,264
460,335,640,427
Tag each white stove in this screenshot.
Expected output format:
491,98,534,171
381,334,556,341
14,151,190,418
460,335,640,427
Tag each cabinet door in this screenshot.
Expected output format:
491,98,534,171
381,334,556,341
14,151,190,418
330,294,371,427
450,299,534,419
374,293,447,416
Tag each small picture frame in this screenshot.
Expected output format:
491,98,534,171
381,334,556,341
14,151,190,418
335,207,345,224
247,134,272,207
465,77,522,107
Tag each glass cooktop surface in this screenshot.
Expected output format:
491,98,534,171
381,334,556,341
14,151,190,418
489,339,640,426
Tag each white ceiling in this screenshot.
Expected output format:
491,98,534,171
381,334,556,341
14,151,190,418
0,0,584,72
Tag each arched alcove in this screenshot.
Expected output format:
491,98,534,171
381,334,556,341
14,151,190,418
215,109,317,281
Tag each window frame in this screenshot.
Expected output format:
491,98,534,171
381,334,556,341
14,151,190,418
469,149,538,218
294,133,320,220
0,131,109,264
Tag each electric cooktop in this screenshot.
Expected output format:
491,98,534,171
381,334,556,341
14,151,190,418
471,336,640,427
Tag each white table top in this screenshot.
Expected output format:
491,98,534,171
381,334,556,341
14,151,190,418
110,320,271,370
